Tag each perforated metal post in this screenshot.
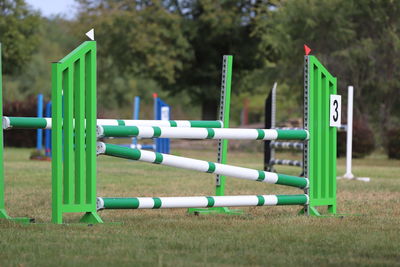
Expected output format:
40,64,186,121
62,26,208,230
264,82,277,171
303,56,310,215
215,55,232,193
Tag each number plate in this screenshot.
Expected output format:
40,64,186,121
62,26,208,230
330,95,341,127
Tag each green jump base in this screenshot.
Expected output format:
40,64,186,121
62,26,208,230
79,212,104,224
187,207,243,215
298,205,338,217
0,209,34,224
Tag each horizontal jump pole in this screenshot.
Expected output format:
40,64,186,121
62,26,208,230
271,159,303,167
270,141,304,150
97,125,309,141
2,116,223,130
97,142,309,189
97,194,309,210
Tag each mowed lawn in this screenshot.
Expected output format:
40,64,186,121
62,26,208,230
1,147,400,266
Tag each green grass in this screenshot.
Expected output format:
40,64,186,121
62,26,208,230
1,148,400,266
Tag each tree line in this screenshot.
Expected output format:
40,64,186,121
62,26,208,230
1,0,400,149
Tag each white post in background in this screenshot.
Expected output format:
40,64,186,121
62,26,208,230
343,85,354,179
340,85,370,182
270,82,277,164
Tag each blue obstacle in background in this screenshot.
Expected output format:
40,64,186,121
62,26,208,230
36,94,43,151
153,94,170,154
35,94,51,159
130,94,170,154
44,101,51,157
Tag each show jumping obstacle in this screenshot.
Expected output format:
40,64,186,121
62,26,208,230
0,40,339,224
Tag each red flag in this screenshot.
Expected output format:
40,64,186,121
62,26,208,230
304,44,311,55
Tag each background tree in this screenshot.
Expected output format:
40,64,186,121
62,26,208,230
74,0,193,110
166,0,272,119
74,0,273,119
0,0,40,75
254,0,400,140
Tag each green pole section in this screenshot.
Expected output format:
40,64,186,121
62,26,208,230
4,117,48,129
189,121,223,128
276,194,308,205
276,129,308,140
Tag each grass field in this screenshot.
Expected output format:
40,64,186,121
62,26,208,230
1,147,400,266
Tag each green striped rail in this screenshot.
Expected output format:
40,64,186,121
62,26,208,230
97,194,309,210
97,125,309,141
96,142,309,189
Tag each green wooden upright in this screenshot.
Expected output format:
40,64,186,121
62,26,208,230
0,43,7,220
0,44,31,223
51,41,102,224
303,55,337,216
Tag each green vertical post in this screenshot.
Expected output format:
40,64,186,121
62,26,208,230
51,41,102,224
0,43,6,220
303,55,337,216
80,43,102,223
63,66,75,205
75,57,85,204
0,44,31,223
51,62,63,224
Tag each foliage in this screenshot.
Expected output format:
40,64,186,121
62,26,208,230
1,0,400,146
73,0,192,109
352,114,375,158
165,0,272,119
3,96,37,147
254,0,400,139
338,114,375,158
73,0,274,118
0,0,41,75
4,17,79,100
386,127,400,159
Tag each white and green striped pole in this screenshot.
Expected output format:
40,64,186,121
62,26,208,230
96,125,309,141
97,194,309,210
3,116,223,130
96,142,309,189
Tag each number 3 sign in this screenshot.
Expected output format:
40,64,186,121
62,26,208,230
330,95,342,127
